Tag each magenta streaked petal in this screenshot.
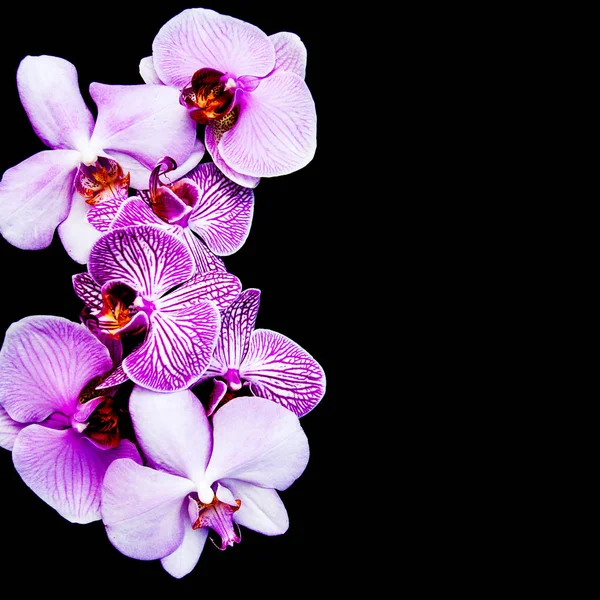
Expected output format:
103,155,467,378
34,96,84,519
86,179,130,233
89,83,197,175
184,161,254,256
0,316,112,423
205,127,261,188
88,226,194,298
139,56,163,85
57,191,103,264
102,458,194,560
123,302,220,392
161,521,208,579
211,288,261,375
17,55,94,152
221,479,289,535
13,425,141,524
219,72,316,178
110,196,171,232
0,405,26,451
152,8,275,89
0,150,79,250
241,329,326,417
204,396,309,490
72,272,102,311
129,387,212,483
115,139,205,192
96,364,128,389
269,32,307,78
181,229,227,273
156,270,241,313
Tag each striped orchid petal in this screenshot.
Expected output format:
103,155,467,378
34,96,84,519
88,226,193,299
241,329,326,417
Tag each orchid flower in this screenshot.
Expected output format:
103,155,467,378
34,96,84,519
107,157,254,273
199,288,325,417
72,224,242,392
0,315,141,523
139,7,317,188
102,386,309,578
0,55,204,263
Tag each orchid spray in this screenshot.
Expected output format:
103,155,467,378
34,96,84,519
0,5,325,582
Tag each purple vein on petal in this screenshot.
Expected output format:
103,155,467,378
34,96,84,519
88,225,194,299
212,289,261,374
72,272,103,311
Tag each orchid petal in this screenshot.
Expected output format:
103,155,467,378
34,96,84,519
181,229,227,273
72,272,102,311
110,196,171,231
0,405,25,451
185,161,254,255
57,190,103,264
204,396,309,490
85,175,130,234
269,32,307,78
88,225,193,299
204,128,260,188
102,458,194,560
96,364,129,389
139,56,163,85
241,329,326,417
156,270,241,313
0,316,112,423
0,150,79,250
129,387,212,483
161,520,208,579
219,72,316,178
206,379,228,416
109,139,205,191
123,302,220,392
221,479,289,535
89,83,197,174
17,55,94,152
211,288,261,375
13,425,140,524
152,8,275,89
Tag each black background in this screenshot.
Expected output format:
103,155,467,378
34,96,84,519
0,2,341,591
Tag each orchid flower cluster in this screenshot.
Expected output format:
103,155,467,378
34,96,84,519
0,7,324,579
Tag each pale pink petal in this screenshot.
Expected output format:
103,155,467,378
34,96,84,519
221,479,289,535
241,329,326,417
109,139,205,191
139,56,163,85
211,288,261,375
156,270,241,313
17,55,94,152
13,425,141,523
123,302,220,392
129,387,212,483
185,161,254,255
152,8,275,88
0,405,25,451
88,226,194,299
57,190,103,264
0,150,80,250
219,72,316,178
269,32,307,78
102,458,194,560
89,83,197,175
0,316,112,423
161,522,208,579
205,127,260,188
204,396,309,490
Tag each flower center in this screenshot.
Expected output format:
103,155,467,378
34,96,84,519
75,157,130,206
179,68,237,125
96,281,137,337
190,494,242,551
142,157,198,227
